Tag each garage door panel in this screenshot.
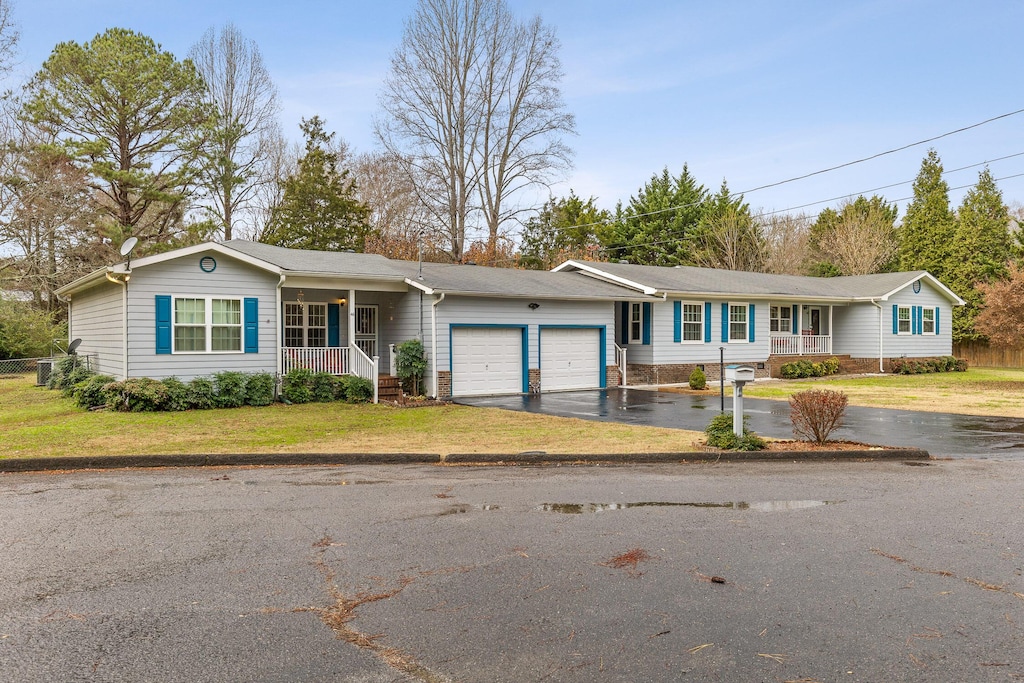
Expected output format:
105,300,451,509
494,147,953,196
541,327,601,392
451,327,523,396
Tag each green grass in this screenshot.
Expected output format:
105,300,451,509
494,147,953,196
743,367,1024,417
0,374,705,459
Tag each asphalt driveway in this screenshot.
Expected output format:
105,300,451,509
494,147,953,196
456,388,1024,459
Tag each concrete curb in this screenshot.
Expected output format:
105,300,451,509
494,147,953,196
0,448,930,472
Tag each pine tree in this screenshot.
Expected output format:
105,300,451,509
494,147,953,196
898,149,956,279
518,191,608,270
949,168,1011,341
599,165,707,266
261,117,371,252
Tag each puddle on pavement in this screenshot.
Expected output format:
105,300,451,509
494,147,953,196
536,500,843,514
437,504,501,516
902,461,934,467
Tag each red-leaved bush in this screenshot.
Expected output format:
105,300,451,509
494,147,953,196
789,389,848,444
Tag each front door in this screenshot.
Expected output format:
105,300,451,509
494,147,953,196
354,305,378,357
806,307,821,335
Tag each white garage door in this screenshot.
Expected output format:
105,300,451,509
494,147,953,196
451,327,524,396
540,328,602,392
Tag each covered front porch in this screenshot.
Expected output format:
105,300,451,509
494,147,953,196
769,303,833,356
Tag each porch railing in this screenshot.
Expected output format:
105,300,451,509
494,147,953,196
282,346,348,375
614,343,627,386
281,345,379,403
770,335,832,356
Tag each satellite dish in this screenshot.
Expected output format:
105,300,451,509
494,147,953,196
119,237,138,257
67,338,82,355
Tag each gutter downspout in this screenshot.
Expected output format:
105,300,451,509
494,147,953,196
871,299,884,372
276,274,285,378
431,293,445,398
105,270,129,379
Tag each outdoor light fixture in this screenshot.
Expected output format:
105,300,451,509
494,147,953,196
297,290,305,304
528,302,540,310
339,297,347,306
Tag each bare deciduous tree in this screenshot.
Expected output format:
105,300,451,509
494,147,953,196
190,23,281,241
375,0,575,262
815,199,899,275
761,212,811,275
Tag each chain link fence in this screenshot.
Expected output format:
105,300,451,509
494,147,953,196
0,354,97,384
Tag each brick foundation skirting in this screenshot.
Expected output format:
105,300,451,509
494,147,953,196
436,370,451,398
625,362,769,386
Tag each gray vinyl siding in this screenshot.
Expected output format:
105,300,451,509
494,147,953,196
642,299,771,365
832,303,882,358
69,281,125,379
883,282,953,358
433,295,615,377
127,254,279,380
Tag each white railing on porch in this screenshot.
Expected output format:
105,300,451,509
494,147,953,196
281,345,379,403
349,344,380,404
614,343,627,386
282,346,348,375
770,334,832,356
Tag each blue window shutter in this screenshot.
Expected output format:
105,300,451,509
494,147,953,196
642,302,652,345
244,297,259,353
327,303,340,347
721,303,728,343
792,305,799,335
892,305,898,334
935,307,940,335
914,306,921,335
673,301,681,343
704,302,712,343
619,302,628,344
155,295,172,354
748,304,755,343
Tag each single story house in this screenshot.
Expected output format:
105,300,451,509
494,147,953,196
55,241,964,400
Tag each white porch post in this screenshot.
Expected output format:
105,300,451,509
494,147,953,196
348,288,356,358
798,304,804,355
828,305,833,354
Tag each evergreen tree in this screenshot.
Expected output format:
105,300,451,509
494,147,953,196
260,117,371,252
599,165,707,266
949,168,1011,341
518,191,608,269
898,149,955,279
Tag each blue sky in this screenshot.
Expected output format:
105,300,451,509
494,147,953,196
9,0,1024,223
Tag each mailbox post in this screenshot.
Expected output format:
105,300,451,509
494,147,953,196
724,364,756,437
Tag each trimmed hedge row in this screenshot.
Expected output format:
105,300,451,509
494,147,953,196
890,356,966,375
780,357,841,379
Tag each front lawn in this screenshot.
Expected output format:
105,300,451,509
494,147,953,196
0,375,705,459
742,367,1024,417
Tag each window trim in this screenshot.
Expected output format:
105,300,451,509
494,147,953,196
922,307,935,335
172,295,244,354
628,302,643,344
769,304,792,334
679,301,704,344
728,302,749,343
897,305,912,335
284,301,329,348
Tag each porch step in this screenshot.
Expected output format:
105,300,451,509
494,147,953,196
378,375,403,402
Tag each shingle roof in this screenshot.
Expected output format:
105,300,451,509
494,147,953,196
391,261,655,300
223,240,408,279
563,261,945,301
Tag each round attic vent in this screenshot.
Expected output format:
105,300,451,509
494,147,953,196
200,256,217,273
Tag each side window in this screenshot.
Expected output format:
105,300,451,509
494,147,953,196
898,306,911,334
628,302,643,343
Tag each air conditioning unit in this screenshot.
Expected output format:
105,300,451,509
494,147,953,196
37,359,54,386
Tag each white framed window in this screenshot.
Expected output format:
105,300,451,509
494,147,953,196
681,302,703,342
922,307,935,334
628,302,643,343
770,305,791,333
173,297,242,353
729,303,748,342
897,306,911,334
284,302,328,348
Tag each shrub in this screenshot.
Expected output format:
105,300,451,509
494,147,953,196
187,377,216,410
810,362,825,377
61,366,96,397
282,368,314,404
70,374,115,409
47,355,84,390
688,366,707,390
704,412,767,451
161,377,191,411
213,371,248,408
338,375,374,403
104,377,169,412
310,372,338,402
789,389,848,444
245,372,276,406
823,357,841,375
954,358,968,372
395,339,428,395
0,298,65,360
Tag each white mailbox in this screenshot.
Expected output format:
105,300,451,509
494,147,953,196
725,364,755,383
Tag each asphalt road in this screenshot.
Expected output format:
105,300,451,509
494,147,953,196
456,388,1024,458
2,461,1023,682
